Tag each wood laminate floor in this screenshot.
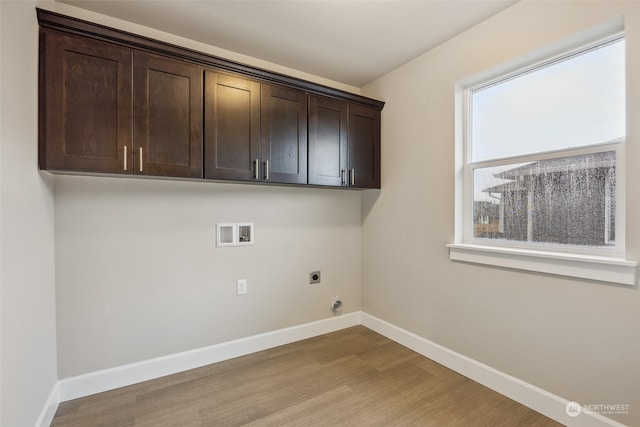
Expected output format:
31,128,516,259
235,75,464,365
52,326,562,427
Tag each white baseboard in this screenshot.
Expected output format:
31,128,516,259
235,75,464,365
34,382,59,427
58,312,362,402
361,313,626,427
43,311,624,427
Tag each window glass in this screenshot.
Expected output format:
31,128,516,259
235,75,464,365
471,39,625,162
473,151,616,247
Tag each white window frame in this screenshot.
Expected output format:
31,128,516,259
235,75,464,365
449,29,638,286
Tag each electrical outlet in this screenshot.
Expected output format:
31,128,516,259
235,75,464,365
237,279,248,295
309,271,321,284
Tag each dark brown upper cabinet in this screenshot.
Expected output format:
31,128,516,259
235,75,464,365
40,30,133,174
134,52,203,178
204,75,307,185
40,30,203,178
37,8,384,189
260,84,308,185
348,104,381,189
204,71,260,181
309,96,381,189
308,96,348,187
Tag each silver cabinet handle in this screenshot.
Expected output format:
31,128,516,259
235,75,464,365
139,147,143,172
124,146,127,171
264,160,270,180
341,169,346,186
350,169,355,186
254,159,259,180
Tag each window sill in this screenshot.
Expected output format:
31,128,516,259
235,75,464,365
447,243,638,286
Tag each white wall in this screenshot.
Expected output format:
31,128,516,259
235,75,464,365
55,177,362,377
43,4,364,379
361,1,640,425
0,2,58,426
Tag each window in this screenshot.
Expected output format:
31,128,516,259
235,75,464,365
450,32,638,285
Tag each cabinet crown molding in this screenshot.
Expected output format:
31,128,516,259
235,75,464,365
35,8,385,111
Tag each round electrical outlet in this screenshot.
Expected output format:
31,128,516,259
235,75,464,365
309,271,321,284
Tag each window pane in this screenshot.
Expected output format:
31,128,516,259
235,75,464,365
471,39,625,162
473,151,615,247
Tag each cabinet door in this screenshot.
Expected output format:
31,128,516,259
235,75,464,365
133,52,203,178
204,71,260,181
261,84,308,184
40,30,132,173
348,104,381,189
308,96,348,187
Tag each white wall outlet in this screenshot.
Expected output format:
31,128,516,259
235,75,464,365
237,279,248,295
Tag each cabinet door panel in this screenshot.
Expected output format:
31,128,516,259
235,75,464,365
204,72,260,181
308,96,347,186
348,104,381,189
134,52,203,178
261,84,307,184
41,30,132,173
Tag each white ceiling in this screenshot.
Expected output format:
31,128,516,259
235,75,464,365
58,0,518,87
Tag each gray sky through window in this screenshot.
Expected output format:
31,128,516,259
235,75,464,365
471,39,625,163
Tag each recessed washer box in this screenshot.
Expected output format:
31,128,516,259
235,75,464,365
216,223,254,247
